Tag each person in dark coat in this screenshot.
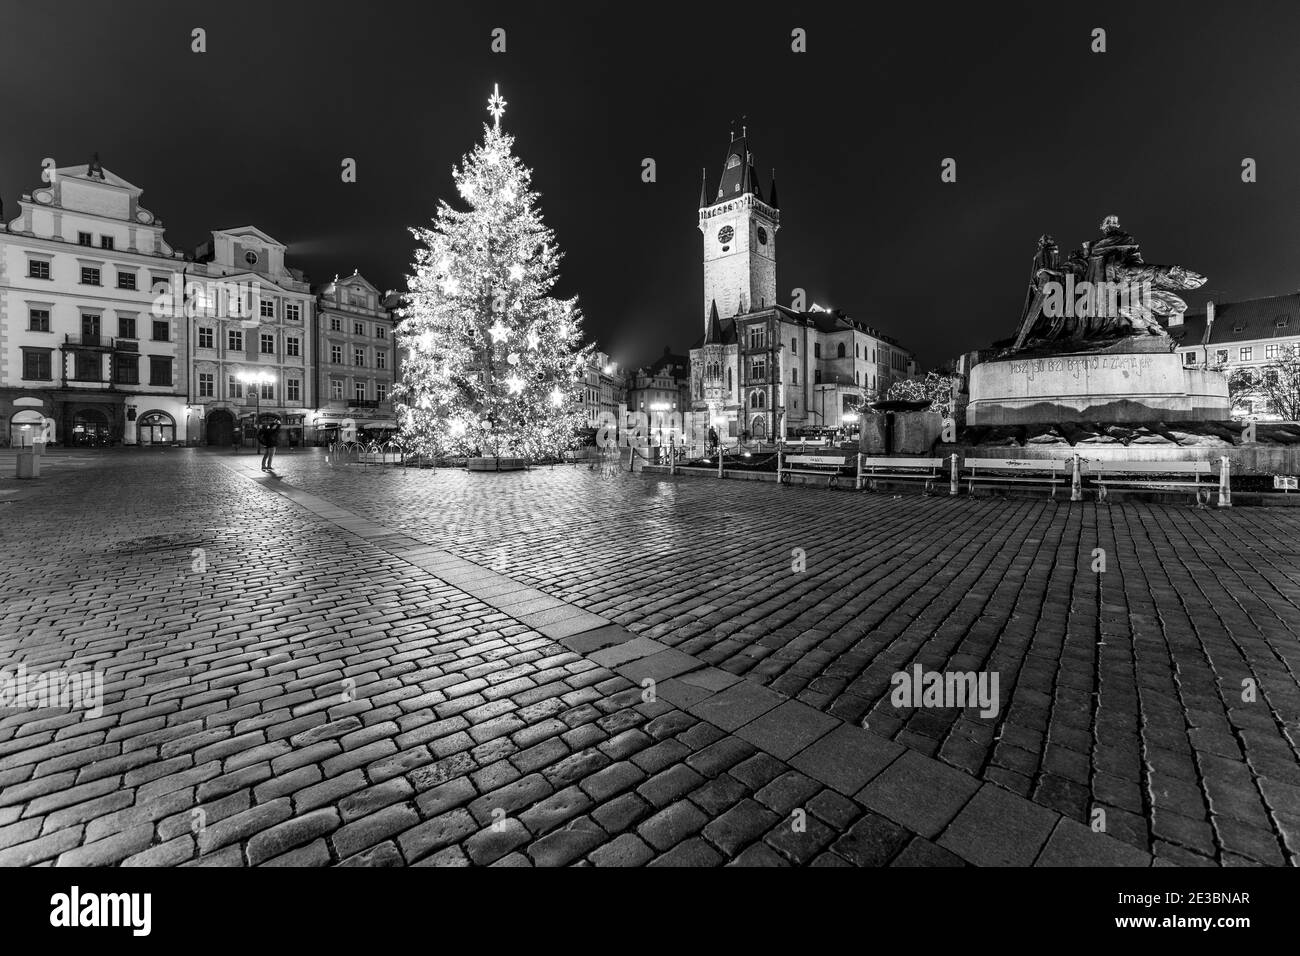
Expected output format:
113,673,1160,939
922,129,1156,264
260,420,281,471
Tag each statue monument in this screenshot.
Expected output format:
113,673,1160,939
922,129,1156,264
966,216,1229,425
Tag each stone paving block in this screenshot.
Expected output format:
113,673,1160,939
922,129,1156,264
616,649,704,684
788,724,904,796
733,700,839,761
937,783,1060,867
857,749,982,839
1034,817,1152,867
526,816,607,867
687,682,785,733
588,833,654,867
589,637,670,669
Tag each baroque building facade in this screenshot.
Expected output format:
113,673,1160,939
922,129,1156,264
314,271,398,442
0,158,190,446
689,131,918,440
184,226,316,446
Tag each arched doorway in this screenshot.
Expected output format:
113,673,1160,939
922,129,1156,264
207,409,234,446
10,410,46,447
752,416,767,440
72,409,109,447
138,410,176,445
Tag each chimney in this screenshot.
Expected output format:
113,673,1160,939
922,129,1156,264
1206,300,1215,327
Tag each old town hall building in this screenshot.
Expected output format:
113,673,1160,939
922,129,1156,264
690,131,918,439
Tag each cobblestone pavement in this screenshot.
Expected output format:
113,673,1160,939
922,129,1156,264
0,448,1295,866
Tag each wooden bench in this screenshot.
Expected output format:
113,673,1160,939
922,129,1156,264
858,456,949,493
777,450,856,487
964,458,1068,497
1085,459,1226,506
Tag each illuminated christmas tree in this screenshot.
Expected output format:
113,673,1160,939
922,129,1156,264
394,85,592,461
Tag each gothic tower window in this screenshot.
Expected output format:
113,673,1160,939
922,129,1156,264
837,342,846,358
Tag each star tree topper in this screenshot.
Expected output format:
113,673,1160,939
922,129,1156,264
487,84,507,128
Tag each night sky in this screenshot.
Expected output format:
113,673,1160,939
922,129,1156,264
3,0,1299,371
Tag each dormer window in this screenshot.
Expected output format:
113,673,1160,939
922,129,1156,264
244,250,259,266
1277,316,1289,328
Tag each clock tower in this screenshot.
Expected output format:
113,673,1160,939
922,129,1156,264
699,129,780,329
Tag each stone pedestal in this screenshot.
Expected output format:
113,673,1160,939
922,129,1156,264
967,350,1229,426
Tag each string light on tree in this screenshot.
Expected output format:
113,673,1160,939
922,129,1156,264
393,84,592,461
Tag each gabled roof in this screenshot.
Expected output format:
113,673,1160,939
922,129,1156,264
1166,293,1300,346
216,225,286,248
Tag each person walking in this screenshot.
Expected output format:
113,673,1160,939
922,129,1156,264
260,419,281,471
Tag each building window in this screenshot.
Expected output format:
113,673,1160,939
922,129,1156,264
1215,349,1229,364
376,326,387,339
814,343,821,359
791,338,797,354
228,330,243,351
118,316,137,339
260,382,273,400
1182,351,1197,366
100,236,114,250
855,370,860,384
331,345,342,364
199,372,214,398
286,378,301,402
244,250,259,266
78,232,93,246
354,347,365,366
150,357,172,386
376,384,387,402
117,271,137,291
748,327,767,349
814,369,822,384
115,355,139,385
27,259,51,280
355,381,367,401
82,314,101,337
1241,347,1253,362
791,369,798,385
285,303,301,322
286,336,300,357
376,350,387,370
1266,344,1280,359
260,333,275,354
74,352,100,381
198,327,214,349
29,308,51,332
260,299,275,318
330,316,341,331
856,343,861,358
354,322,364,336
229,377,243,399
750,359,765,381
21,349,52,380
330,379,344,400
152,320,169,342
837,342,846,358
80,266,101,286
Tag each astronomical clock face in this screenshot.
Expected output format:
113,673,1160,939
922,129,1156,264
717,225,734,245
756,226,768,245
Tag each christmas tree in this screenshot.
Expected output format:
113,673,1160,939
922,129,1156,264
394,85,593,461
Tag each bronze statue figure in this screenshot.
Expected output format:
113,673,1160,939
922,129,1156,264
1011,215,1206,352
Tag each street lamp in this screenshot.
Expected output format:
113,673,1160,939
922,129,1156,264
237,369,273,453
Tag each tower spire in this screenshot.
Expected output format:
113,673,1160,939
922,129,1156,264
699,167,709,209
768,169,779,209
